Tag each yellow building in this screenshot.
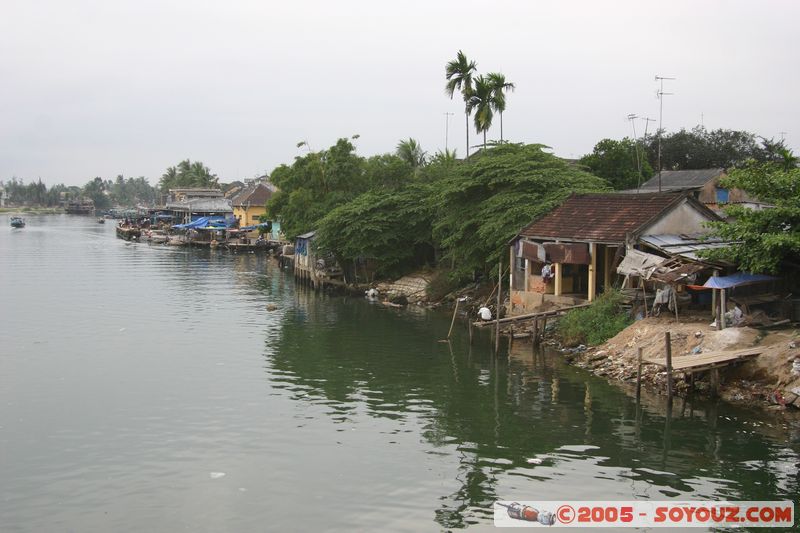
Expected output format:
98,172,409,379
231,182,275,227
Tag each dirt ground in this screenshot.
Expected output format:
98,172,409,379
564,312,800,410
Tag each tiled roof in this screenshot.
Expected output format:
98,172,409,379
637,168,725,191
231,182,276,207
517,192,685,243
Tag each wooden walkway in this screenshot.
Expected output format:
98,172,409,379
472,302,591,328
643,348,761,375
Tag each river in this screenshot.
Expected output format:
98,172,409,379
1,214,798,532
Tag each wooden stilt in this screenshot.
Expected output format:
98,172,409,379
508,325,514,350
710,368,720,396
446,299,460,340
531,318,539,348
665,332,673,400
495,257,502,354
636,347,643,402
468,318,474,345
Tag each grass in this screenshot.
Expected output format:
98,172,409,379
557,289,631,346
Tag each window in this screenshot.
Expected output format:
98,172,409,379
716,188,729,203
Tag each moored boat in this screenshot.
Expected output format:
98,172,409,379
10,216,25,228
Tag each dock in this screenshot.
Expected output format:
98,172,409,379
643,348,762,374
472,303,591,328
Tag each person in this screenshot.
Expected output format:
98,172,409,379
540,262,553,283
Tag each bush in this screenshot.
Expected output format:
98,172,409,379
557,290,631,346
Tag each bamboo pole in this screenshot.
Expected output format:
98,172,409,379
495,257,502,354
446,298,460,340
636,347,643,402
665,332,673,400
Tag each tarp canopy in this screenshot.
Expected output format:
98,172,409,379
240,222,272,231
703,272,778,289
616,249,666,277
172,216,232,229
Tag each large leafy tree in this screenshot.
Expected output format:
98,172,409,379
445,51,477,159
467,75,494,150
315,182,436,278
486,72,515,143
704,160,800,274
643,126,790,170
580,138,654,190
266,138,368,238
431,143,609,277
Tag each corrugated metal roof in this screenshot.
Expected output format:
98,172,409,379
517,192,685,243
166,197,233,212
637,168,725,191
297,231,316,239
640,233,731,262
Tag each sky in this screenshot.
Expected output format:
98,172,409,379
1,0,797,187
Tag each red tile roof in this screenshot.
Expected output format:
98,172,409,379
517,192,685,243
231,182,276,207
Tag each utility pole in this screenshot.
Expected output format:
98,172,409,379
444,112,454,153
655,76,675,193
627,113,643,192
779,131,788,143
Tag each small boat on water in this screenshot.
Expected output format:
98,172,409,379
10,216,25,228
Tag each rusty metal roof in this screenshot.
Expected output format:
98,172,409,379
231,182,276,207
517,192,686,243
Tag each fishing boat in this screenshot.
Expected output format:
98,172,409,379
10,216,25,228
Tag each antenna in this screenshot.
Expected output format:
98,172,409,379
655,76,676,192
779,131,787,143
627,114,643,192
443,112,455,153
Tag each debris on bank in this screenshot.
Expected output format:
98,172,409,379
563,316,800,409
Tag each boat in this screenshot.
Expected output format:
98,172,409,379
97,218,105,224
10,216,25,228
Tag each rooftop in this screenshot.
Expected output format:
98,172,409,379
516,192,687,243
231,182,276,207
635,168,726,192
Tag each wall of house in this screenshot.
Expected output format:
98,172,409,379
233,206,267,227
641,200,712,235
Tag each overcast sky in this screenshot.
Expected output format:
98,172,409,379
1,0,797,186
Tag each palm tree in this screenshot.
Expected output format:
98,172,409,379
487,72,515,143
467,76,494,150
445,51,477,158
396,138,427,171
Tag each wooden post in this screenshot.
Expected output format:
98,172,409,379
711,270,719,318
641,278,649,318
509,325,515,350
554,262,563,296
468,318,474,345
672,284,679,322
720,289,727,330
447,299,460,340
588,242,597,302
665,331,673,400
603,245,612,291
710,369,720,396
495,258,502,354
531,318,539,348
636,347,643,402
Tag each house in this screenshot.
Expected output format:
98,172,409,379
231,182,276,227
625,168,765,211
165,188,232,224
508,192,721,315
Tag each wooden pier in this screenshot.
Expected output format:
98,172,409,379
472,303,591,328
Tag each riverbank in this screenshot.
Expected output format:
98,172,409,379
561,315,800,411
0,207,64,215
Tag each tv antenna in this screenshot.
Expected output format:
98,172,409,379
444,112,454,152
627,114,644,192
655,76,675,192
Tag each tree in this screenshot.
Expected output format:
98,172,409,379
158,159,218,192
467,75,494,149
579,138,654,190
642,126,791,171
704,160,800,274
486,72,515,143
395,138,427,171
431,143,609,277
445,51,477,159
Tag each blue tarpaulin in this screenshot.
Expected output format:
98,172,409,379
172,216,232,229
703,272,778,289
